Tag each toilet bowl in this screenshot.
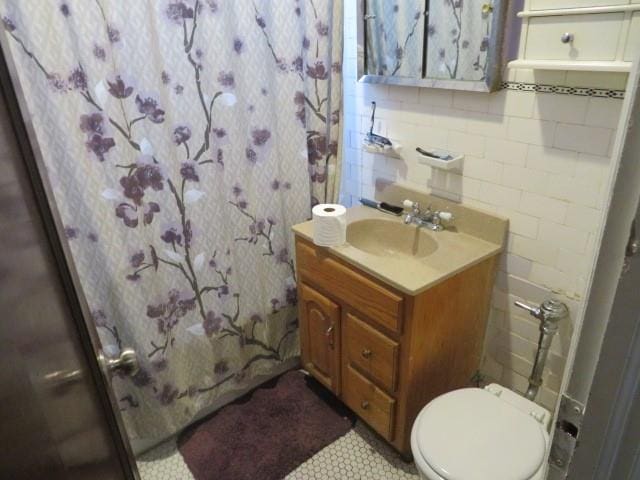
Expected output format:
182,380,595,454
411,384,551,480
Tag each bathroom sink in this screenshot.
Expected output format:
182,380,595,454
346,218,438,259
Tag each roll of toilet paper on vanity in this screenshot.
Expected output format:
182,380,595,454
312,204,347,247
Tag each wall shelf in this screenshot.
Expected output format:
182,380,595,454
508,59,632,72
416,150,464,172
362,140,403,160
518,5,640,17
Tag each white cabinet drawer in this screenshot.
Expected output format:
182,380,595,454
624,12,640,61
529,0,629,10
524,13,624,61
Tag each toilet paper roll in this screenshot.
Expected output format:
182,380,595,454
312,204,347,247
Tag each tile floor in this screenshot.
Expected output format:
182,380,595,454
137,421,419,480
137,438,195,480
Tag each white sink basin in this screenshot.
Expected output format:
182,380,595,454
346,218,439,259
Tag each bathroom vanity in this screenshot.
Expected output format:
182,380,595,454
292,191,507,456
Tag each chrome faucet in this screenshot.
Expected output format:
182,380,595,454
402,200,454,231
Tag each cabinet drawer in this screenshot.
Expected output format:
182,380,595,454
524,13,624,61
295,240,404,333
344,313,399,393
624,12,640,61
343,365,396,441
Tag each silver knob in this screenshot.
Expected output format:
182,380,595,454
99,348,139,377
561,32,574,44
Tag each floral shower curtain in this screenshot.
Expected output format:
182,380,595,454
365,0,426,78
1,0,342,442
426,0,492,81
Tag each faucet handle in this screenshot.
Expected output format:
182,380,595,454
515,299,569,324
514,300,543,319
403,199,418,210
438,211,454,222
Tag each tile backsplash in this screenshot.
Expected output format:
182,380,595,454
341,4,624,410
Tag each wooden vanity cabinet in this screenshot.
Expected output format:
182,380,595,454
295,236,498,457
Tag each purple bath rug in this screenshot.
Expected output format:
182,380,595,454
178,370,355,480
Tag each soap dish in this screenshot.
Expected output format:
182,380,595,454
416,149,463,171
363,139,403,159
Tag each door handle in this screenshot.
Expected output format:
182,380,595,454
98,348,140,377
44,348,139,390
44,368,83,389
325,325,335,348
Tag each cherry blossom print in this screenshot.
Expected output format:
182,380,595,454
106,74,134,98
107,25,121,43
180,162,199,182
68,67,87,90
135,93,165,123
173,125,191,145
165,2,194,24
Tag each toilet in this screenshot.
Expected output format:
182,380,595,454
411,383,551,480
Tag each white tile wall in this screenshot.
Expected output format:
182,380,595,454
341,2,624,411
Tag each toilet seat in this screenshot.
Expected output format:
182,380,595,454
411,386,549,480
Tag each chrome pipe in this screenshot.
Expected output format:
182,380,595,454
525,319,560,401
515,299,569,401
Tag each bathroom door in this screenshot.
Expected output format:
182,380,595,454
0,43,138,479
548,56,640,480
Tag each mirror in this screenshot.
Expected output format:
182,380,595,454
364,1,427,79
358,0,513,92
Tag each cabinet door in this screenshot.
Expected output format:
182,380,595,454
299,283,341,394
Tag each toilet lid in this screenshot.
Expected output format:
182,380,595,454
415,388,547,480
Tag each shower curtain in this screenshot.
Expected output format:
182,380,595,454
1,0,342,441
426,0,493,81
365,0,426,78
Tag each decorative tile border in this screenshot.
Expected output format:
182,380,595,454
501,81,625,99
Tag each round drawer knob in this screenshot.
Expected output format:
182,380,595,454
361,349,372,359
561,32,574,44
361,400,370,410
